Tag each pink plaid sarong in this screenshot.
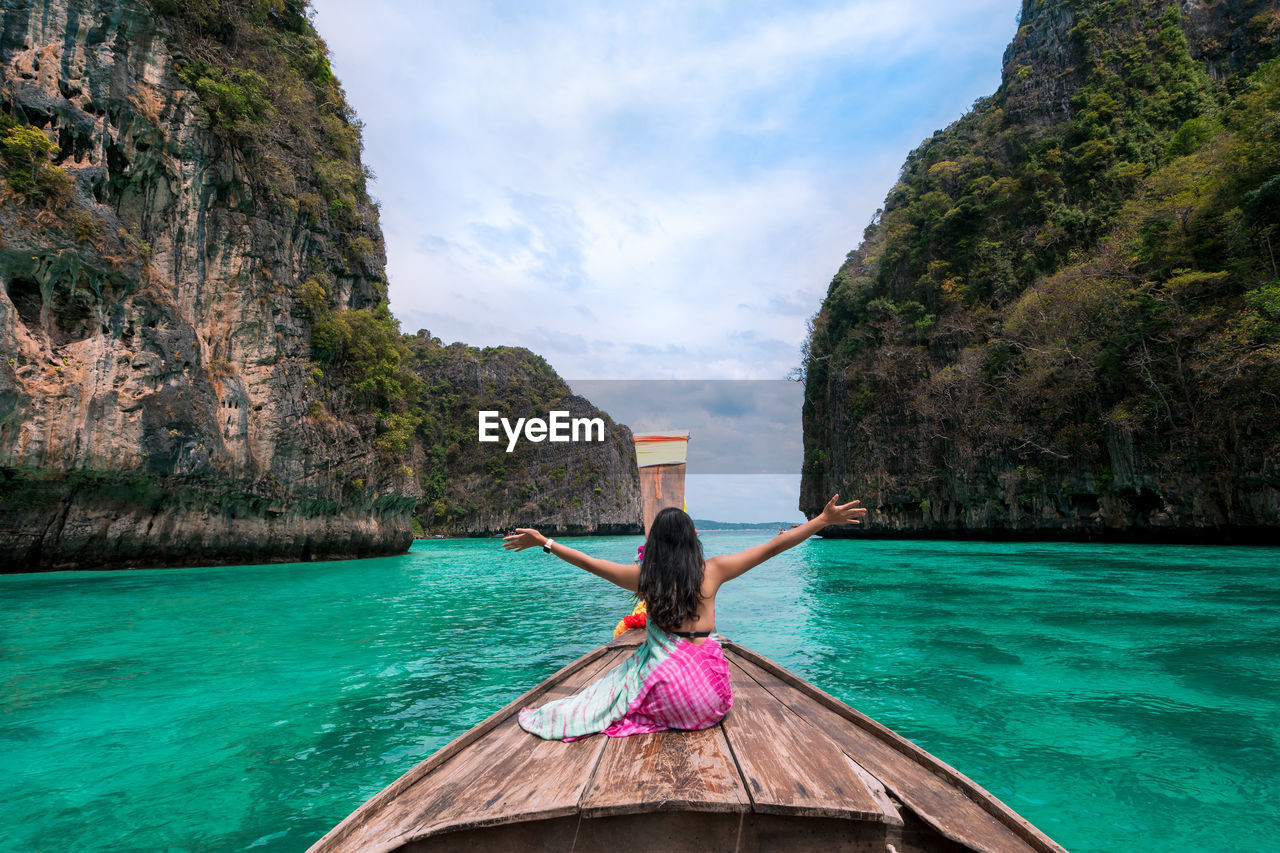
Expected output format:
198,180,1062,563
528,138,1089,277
518,622,733,741
603,634,733,737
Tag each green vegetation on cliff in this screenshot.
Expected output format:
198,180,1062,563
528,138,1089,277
0,0,638,569
150,2,639,536
404,332,641,537
0,0,422,569
803,0,1280,537
151,0,421,450
0,116,72,204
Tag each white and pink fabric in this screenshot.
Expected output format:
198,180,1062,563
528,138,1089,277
518,621,733,742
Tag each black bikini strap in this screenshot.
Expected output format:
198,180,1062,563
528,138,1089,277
670,629,712,638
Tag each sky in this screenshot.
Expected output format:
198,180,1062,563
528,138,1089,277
309,0,1018,521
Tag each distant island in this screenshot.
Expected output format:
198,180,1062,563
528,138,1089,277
692,519,800,531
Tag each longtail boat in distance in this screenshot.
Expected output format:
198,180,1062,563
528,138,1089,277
308,629,1067,853
632,430,690,536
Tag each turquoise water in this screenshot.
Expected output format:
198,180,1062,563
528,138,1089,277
2,535,1278,852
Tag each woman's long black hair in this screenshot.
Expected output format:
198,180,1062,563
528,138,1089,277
638,507,704,632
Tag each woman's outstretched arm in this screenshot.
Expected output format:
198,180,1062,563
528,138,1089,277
705,495,866,586
502,528,641,592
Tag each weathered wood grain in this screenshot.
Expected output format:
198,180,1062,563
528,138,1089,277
720,657,885,821
638,463,686,535
581,725,749,817
385,647,629,844
607,628,646,648
310,646,628,853
726,646,1063,853
850,755,908,853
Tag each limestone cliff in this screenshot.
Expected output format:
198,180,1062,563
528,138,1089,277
0,0,419,569
802,0,1280,541
408,332,642,537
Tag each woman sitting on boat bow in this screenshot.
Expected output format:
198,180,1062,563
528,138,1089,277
501,494,867,741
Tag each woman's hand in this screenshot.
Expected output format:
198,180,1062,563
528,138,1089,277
502,528,547,552
706,493,868,585
819,494,867,526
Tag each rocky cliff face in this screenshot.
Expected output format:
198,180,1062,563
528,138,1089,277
802,0,1280,541
0,0,418,569
1000,0,1278,125
408,332,642,537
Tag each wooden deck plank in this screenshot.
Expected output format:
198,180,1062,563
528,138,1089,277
720,657,886,821
847,757,904,829
726,647,1062,853
313,646,630,853
382,647,631,844
580,725,750,817
607,628,646,649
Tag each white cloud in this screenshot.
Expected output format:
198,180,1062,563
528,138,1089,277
686,474,806,523
311,0,1013,382
307,0,1014,518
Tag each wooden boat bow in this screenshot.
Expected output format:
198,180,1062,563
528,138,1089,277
308,630,1067,853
